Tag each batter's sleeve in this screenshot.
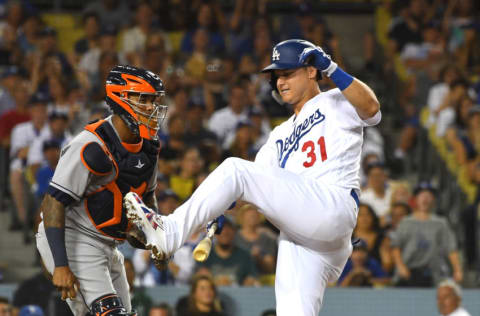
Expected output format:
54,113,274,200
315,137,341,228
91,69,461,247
332,89,381,129
46,139,91,206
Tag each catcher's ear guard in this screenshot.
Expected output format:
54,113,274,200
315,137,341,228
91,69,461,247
89,294,137,315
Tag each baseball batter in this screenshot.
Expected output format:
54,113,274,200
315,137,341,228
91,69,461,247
36,66,167,316
128,39,381,316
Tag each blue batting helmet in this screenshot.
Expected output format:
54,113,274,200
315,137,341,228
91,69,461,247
261,39,322,91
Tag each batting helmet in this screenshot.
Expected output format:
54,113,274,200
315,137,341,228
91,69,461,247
106,65,167,140
261,39,322,91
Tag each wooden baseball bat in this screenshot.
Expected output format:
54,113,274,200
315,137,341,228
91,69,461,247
193,223,218,262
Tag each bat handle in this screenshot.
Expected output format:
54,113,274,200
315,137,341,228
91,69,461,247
193,223,218,262
206,222,218,238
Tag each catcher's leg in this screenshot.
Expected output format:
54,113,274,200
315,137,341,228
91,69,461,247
127,157,357,258
36,222,126,315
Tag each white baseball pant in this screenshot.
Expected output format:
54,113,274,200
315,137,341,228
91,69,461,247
162,157,358,316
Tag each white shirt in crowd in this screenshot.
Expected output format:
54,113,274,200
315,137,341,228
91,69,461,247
9,121,48,171
443,306,472,316
426,83,455,137
26,127,72,167
208,107,249,149
360,185,393,218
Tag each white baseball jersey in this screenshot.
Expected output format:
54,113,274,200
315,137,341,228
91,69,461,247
158,88,381,316
256,88,381,188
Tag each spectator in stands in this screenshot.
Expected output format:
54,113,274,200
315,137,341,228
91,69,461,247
17,13,42,56
389,180,413,208
0,1,23,66
28,26,72,93
208,81,250,149
0,66,21,116
176,275,225,316
359,152,382,188
432,79,469,138
222,121,255,161
8,92,48,231
0,297,12,316
400,21,446,77
353,203,392,273
456,24,480,78
449,105,480,180
388,202,412,232
149,303,173,316
0,78,31,146
437,279,472,316
360,162,392,221
387,0,432,57
235,204,277,282
180,1,226,55
27,109,71,176
426,65,462,128
391,182,463,287
182,28,212,88
169,146,205,202
169,227,205,286
84,0,131,30
196,218,259,286
121,2,161,65
462,161,480,273
141,30,172,80
157,189,180,216
227,0,269,58
338,239,389,287
87,50,119,105
159,113,187,165
132,248,175,286
78,24,126,84
74,11,100,57
34,139,60,200
12,267,70,316
124,258,152,316
184,102,218,147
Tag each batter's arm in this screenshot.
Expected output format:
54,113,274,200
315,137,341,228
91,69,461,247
341,79,380,120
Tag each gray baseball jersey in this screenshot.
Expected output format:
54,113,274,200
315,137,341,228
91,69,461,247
36,116,157,315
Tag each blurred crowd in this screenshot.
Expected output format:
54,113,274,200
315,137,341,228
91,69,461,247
0,0,479,315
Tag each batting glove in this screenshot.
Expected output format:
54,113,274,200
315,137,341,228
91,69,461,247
207,215,225,235
299,46,338,77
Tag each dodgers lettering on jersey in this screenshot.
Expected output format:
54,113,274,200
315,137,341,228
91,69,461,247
255,88,381,190
276,108,325,168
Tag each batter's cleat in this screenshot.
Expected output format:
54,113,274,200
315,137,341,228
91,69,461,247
124,192,169,262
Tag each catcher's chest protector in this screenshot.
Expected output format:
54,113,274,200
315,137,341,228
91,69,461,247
83,120,159,239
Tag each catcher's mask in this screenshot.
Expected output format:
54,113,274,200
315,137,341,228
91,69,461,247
106,65,167,140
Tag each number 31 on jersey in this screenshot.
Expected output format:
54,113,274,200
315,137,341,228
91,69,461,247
302,136,327,168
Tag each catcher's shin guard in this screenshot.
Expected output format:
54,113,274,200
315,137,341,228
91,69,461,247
89,294,137,315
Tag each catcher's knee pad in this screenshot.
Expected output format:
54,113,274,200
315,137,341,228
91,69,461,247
89,294,137,316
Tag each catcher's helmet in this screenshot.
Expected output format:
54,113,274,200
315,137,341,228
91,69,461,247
106,65,166,140
261,39,321,92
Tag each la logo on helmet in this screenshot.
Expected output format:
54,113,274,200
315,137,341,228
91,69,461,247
272,48,280,61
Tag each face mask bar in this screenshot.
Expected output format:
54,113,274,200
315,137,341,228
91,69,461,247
120,91,168,132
